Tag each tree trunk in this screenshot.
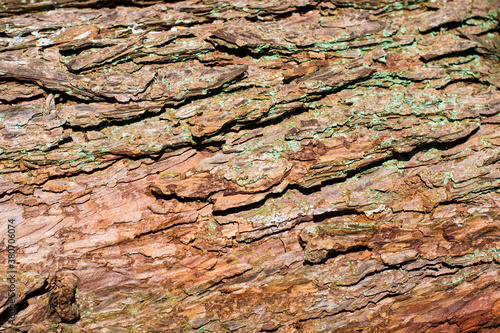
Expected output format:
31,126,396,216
1,0,500,332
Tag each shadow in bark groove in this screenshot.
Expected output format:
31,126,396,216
303,246,372,266
0,279,51,327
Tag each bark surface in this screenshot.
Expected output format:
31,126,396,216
1,0,500,332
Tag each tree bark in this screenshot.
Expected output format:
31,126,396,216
1,0,500,332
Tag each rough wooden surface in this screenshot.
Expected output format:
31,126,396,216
1,0,500,332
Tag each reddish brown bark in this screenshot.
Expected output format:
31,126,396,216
1,0,500,332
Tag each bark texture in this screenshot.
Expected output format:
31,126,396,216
1,0,500,332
